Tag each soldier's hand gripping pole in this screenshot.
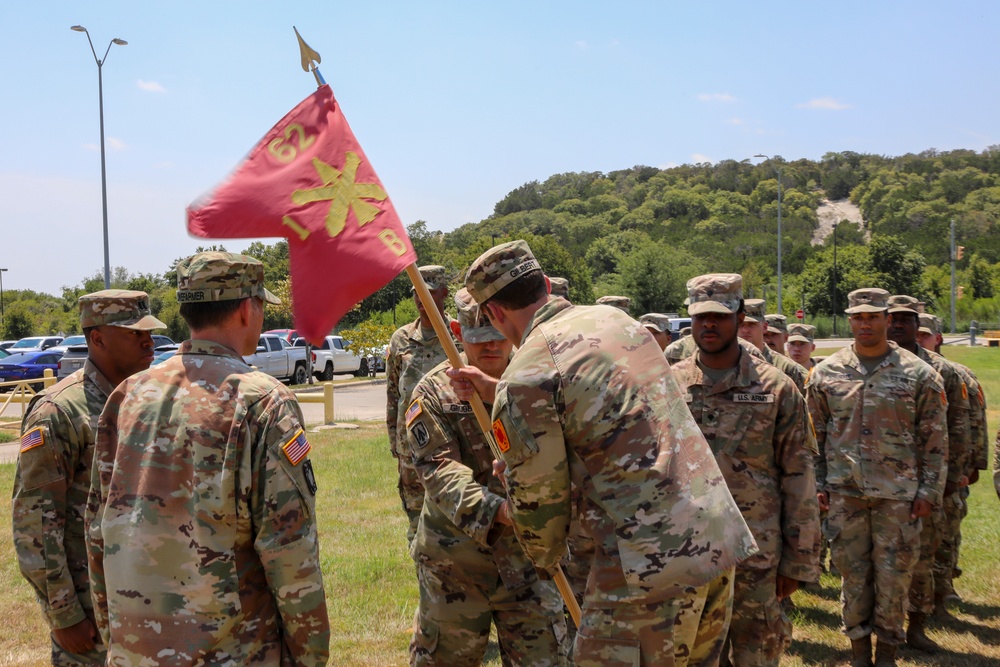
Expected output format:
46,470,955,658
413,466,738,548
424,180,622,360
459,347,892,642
405,263,583,627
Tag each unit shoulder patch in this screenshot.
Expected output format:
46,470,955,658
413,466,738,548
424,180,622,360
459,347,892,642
493,418,510,453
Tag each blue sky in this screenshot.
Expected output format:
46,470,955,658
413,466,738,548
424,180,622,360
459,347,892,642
1,1,997,297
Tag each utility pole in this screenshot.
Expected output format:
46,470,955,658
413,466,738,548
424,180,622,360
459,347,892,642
949,220,956,334
832,221,838,337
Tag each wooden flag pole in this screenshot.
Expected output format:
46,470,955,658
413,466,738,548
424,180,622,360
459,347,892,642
405,263,582,627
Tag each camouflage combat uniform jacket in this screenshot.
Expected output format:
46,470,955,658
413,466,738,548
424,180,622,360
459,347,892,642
13,361,114,632
491,299,757,607
914,347,970,488
760,345,808,394
673,349,820,582
406,355,538,588
951,361,988,477
806,342,947,504
86,340,329,666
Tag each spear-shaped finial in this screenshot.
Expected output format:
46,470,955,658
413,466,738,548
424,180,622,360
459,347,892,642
294,26,325,86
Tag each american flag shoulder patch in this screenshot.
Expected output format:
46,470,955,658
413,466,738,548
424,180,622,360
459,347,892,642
281,428,311,465
20,426,45,453
405,399,423,426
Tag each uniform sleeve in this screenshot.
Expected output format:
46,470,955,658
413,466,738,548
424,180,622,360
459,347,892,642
385,334,403,456
12,400,86,630
914,371,948,505
941,367,971,486
971,379,989,472
773,382,821,583
252,394,330,667
86,386,125,645
406,385,504,546
492,375,570,573
805,372,830,492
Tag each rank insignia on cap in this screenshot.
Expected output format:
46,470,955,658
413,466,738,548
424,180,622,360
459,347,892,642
20,426,45,453
282,429,311,465
492,418,510,453
405,399,423,427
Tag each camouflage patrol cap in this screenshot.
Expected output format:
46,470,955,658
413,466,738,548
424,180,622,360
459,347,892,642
686,273,743,316
410,265,449,293
887,294,921,315
788,323,816,344
765,314,788,334
465,240,541,304
454,288,505,343
845,288,889,314
918,313,941,336
548,276,570,299
79,289,167,330
639,313,670,333
743,298,766,323
596,296,631,313
679,326,692,337
175,251,281,305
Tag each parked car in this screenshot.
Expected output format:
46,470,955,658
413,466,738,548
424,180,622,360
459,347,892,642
57,344,89,379
667,317,692,342
264,329,300,344
293,335,364,380
0,348,10,360
1,340,19,350
243,334,309,384
50,335,87,355
152,335,176,349
151,346,180,366
7,336,64,354
0,351,64,391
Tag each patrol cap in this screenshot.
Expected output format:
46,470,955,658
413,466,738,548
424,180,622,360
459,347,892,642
787,323,816,344
454,288,505,344
175,251,281,305
679,326,692,337
686,274,743,316
639,313,670,333
465,240,541,304
548,276,570,299
596,296,631,313
918,313,940,336
743,298,766,323
765,314,788,334
79,289,167,330
845,288,889,314
410,265,449,293
887,294,921,315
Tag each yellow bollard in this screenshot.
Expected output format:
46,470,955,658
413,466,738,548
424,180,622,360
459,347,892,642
323,382,334,425
43,368,56,388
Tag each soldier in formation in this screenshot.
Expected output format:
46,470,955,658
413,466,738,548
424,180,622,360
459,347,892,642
639,312,671,351
452,240,756,666
86,252,330,665
806,288,946,667
762,314,789,355
386,265,462,542
785,324,818,370
548,276,570,299
13,290,165,666
406,288,568,666
672,274,820,667
737,298,808,393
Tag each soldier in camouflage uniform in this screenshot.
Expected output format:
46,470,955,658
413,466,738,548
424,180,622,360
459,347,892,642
594,295,631,314
806,288,946,667
786,324,818,371
406,288,568,666
639,313,671,351
386,265,462,543
666,326,767,367
673,275,820,667
737,299,808,393
12,290,165,666
85,252,329,666
454,240,757,667
762,315,789,356
885,296,970,651
548,276,570,300
916,314,988,613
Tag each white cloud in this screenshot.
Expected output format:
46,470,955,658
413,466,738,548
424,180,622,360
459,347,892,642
795,97,851,110
137,79,166,93
691,153,713,165
725,117,744,125
657,161,679,170
107,137,127,151
696,93,735,103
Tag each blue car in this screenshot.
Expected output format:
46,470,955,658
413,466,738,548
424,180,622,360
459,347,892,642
0,351,63,391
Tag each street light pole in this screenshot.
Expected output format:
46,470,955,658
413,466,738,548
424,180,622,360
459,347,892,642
71,25,127,290
0,268,7,329
832,221,838,337
754,154,783,313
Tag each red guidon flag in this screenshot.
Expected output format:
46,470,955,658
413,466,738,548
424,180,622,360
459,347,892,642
187,84,416,344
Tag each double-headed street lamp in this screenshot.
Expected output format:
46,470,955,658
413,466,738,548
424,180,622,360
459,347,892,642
754,154,783,313
71,25,127,290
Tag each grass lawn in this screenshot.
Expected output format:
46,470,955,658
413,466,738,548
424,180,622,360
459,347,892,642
1,348,998,666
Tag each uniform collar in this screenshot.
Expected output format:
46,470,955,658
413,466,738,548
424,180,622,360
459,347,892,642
692,347,760,394
521,298,573,346
842,340,901,375
83,358,117,398
180,339,246,362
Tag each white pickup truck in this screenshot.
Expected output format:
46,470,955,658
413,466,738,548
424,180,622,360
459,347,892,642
293,335,364,380
244,334,310,384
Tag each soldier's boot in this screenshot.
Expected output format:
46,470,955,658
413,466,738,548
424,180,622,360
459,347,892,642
850,636,873,667
932,590,956,621
874,641,897,667
906,613,941,652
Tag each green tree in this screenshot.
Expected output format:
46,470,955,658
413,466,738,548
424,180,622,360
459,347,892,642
615,242,704,313
2,303,34,339
868,235,926,298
